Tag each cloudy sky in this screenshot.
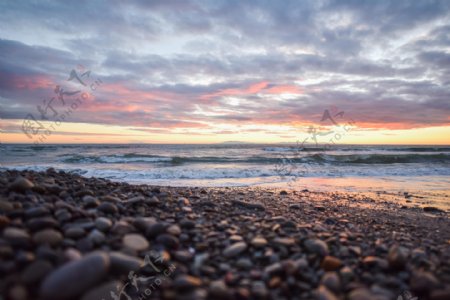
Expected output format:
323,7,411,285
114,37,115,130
0,0,449,144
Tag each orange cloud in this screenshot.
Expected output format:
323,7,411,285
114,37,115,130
200,81,303,101
200,81,269,100
265,85,303,94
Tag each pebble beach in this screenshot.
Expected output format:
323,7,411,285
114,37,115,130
0,169,449,300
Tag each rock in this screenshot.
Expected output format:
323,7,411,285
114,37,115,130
25,206,49,218
40,252,110,300
272,237,296,247
21,260,53,285
410,271,439,294
423,206,445,213
321,256,343,271
3,227,30,245
87,229,106,245
179,219,196,229
348,288,377,300
65,227,86,239
316,285,338,300
10,177,34,192
156,234,179,249
231,200,265,211
95,217,112,232
209,280,232,299
82,196,99,208
178,197,191,206
0,215,10,228
174,250,194,262
280,190,288,195
315,205,326,211
167,224,181,236
223,242,247,257
388,245,409,270
97,202,118,214
304,239,329,256
264,262,282,276
33,229,63,246
8,284,28,300
27,217,59,231
229,234,243,242
430,289,450,300
236,258,253,269
64,248,82,261
110,252,144,274
362,256,389,269
340,266,354,283
81,281,122,300
173,275,202,290
146,196,160,206
251,237,268,248
251,281,268,298
146,222,168,238
320,272,340,293
0,200,13,212
122,234,149,251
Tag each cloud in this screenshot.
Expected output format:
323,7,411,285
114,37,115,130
0,0,449,138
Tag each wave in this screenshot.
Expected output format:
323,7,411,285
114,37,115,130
60,153,450,165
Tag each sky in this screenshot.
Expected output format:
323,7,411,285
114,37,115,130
0,0,449,144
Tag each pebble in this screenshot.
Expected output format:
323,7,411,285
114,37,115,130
388,245,409,269
94,217,112,232
316,285,338,300
410,271,439,294
173,275,202,290
97,202,118,214
167,224,182,236
110,251,144,274
146,196,160,206
82,196,99,208
8,284,28,300
321,256,343,271
0,200,13,212
179,219,196,229
3,227,30,245
251,281,268,298
174,250,194,262
122,233,149,251
272,237,296,247
40,252,110,300
348,288,377,300
80,281,122,300
423,206,445,213
251,237,268,248
304,239,329,256
320,272,341,293
33,229,63,246
65,227,86,239
223,242,247,257
27,217,59,231
156,233,179,249
21,260,54,285
362,256,389,269
209,280,231,299
25,207,49,218
10,177,34,192
146,222,168,237
87,229,106,245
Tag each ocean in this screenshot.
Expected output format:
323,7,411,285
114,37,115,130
1,144,449,204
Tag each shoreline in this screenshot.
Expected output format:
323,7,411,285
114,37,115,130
0,169,449,299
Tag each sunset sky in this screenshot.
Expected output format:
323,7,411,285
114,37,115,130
0,0,449,144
